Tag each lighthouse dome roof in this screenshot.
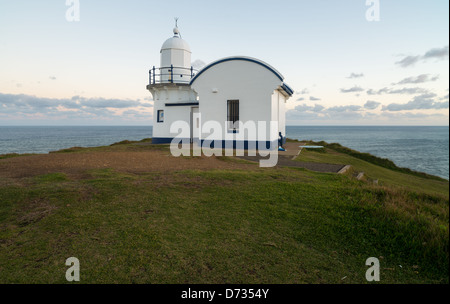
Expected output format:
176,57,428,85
160,28,191,53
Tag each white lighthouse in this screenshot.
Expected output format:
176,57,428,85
147,22,293,147
147,21,198,144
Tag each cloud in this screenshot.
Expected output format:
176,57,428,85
382,93,449,111
364,100,381,110
367,87,429,95
314,104,325,112
340,86,364,93
423,46,449,60
326,105,362,112
294,104,364,114
0,92,152,121
192,59,206,70
380,112,448,120
395,55,421,68
294,104,324,112
140,103,153,108
49,76,57,80
80,107,117,117
288,104,364,122
286,109,322,121
296,97,305,102
347,73,364,79
284,97,449,124
394,74,439,85
122,109,151,118
77,97,141,108
286,107,448,125
387,88,430,95
309,96,321,101
1,93,71,109
296,88,310,95
395,46,449,67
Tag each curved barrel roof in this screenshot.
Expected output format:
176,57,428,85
190,56,293,96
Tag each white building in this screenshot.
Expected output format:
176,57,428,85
147,25,293,149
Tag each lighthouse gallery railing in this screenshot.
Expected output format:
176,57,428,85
148,65,198,85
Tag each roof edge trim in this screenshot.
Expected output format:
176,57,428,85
190,56,285,85
280,83,294,96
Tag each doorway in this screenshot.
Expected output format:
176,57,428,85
190,107,200,143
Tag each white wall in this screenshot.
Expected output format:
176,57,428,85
151,85,196,102
160,49,192,83
149,85,197,139
191,60,286,142
273,91,286,137
152,100,192,139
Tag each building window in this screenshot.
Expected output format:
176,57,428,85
227,100,239,131
157,110,164,123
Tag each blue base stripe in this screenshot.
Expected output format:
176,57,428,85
152,137,175,144
152,138,278,150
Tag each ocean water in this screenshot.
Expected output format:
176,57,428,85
286,126,449,180
0,126,152,155
0,126,448,180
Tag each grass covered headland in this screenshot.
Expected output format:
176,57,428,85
0,139,448,284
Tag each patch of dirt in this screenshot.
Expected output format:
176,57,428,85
0,150,256,180
16,198,57,227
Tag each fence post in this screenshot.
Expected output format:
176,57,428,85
153,66,156,84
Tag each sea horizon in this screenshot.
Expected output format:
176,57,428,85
0,125,448,127
0,125,448,180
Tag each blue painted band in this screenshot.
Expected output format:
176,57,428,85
200,139,278,150
190,57,284,84
165,102,199,107
152,137,278,150
281,83,294,96
152,137,174,144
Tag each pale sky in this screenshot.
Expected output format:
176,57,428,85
0,0,448,125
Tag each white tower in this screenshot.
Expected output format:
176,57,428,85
160,25,192,83
147,21,198,144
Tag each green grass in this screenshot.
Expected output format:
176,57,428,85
0,140,448,283
295,144,449,198
34,173,69,183
0,153,36,160
0,169,448,283
48,138,161,154
317,141,446,181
